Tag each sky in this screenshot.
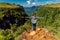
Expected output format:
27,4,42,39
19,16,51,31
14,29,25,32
0,0,60,7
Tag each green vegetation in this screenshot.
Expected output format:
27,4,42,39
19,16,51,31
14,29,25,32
0,3,28,29
0,21,31,40
0,3,60,40
45,3,60,8
0,3,29,40
0,3,19,8
37,5,60,39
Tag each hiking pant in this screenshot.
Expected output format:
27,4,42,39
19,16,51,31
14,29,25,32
32,23,36,31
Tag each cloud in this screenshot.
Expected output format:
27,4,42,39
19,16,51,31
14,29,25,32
26,0,37,6
32,2,36,5
46,1,53,4
27,0,31,5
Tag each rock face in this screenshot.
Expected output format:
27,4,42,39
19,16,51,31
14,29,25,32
20,28,57,40
0,3,28,29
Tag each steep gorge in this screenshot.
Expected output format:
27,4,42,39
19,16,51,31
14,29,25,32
0,3,28,29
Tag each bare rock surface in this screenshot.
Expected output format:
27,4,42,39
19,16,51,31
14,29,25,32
20,28,58,40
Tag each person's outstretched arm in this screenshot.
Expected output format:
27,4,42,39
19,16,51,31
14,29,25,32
37,17,44,19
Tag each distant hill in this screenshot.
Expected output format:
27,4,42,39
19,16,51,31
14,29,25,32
45,3,60,8
0,3,20,8
24,6,39,16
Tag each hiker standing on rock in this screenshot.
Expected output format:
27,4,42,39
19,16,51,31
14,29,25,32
30,13,38,31
30,12,43,31
26,12,43,31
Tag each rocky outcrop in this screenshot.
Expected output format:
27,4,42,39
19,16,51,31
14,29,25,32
20,28,57,40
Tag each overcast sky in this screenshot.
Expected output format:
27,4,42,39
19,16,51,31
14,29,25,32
0,0,60,7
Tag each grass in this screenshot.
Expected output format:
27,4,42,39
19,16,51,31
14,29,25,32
0,3,19,8
44,26,60,40
45,3,60,8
